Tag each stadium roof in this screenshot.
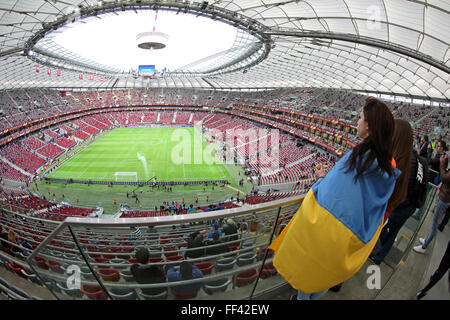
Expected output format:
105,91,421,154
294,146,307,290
0,0,448,101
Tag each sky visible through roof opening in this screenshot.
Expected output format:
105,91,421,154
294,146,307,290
48,10,238,73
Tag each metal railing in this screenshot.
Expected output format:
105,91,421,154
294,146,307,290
25,195,303,300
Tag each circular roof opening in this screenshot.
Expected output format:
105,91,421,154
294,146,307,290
30,8,267,75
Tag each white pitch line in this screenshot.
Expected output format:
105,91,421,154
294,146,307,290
217,166,226,179
77,160,96,179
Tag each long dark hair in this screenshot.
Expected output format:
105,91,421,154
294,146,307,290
386,119,413,212
346,97,395,181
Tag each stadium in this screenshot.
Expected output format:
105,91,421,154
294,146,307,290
0,0,448,303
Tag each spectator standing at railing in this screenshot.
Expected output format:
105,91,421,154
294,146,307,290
418,135,432,159
370,120,424,265
269,97,401,300
438,206,450,232
187,204,195,213
427,140,447,185
414,153,450,254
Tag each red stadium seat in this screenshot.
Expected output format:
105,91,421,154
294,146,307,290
166,255,184,263
170,288,199,300
33,256,49,270
46,260,64,274
259,262,277,279
94,257,109,264
233,269,258,287
194,262,214,275
164,248,177,257
80,284,108,300
7,262,26,279
98,268,120,282
258,248,274,260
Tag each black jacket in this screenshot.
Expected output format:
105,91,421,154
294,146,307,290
185,237,205,259
419,141,431,159
397,150,425,209
205,240,230,256
222,223,238,241
130,264,166,295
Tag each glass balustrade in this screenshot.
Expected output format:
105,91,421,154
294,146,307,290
26,196,302,300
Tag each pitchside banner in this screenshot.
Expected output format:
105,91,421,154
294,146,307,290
170,121,279,172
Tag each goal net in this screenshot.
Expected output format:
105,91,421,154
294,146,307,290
114,172,138,182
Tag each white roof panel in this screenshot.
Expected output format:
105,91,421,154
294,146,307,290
384,0,424,32
0,0,446,100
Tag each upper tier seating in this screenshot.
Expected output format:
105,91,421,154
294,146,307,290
21,136,45,151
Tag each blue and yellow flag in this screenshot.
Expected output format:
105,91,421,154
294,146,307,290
269,151,401,293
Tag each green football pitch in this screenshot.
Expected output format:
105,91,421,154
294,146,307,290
48,127,232,183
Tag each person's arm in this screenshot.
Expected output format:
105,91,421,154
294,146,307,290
166,267,178,282
429,156,439,170
440,155,450,184
157,267,167,282
314,167,327,183
427,143,433,162
192,266,204,289
190,231,199,239
130,264,137,278
419,143,425,156
192,265,203,278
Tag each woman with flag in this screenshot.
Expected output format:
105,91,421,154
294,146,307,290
269,97,402,300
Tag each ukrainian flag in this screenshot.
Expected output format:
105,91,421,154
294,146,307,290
269,151,400,293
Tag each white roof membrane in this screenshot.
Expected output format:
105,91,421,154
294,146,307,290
0,0,447,100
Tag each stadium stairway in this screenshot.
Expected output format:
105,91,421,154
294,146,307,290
282,153,315,170
0,255,56,300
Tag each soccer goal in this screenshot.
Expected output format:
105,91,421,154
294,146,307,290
115,172,138,182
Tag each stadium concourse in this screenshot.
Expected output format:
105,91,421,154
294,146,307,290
0,0,448,302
